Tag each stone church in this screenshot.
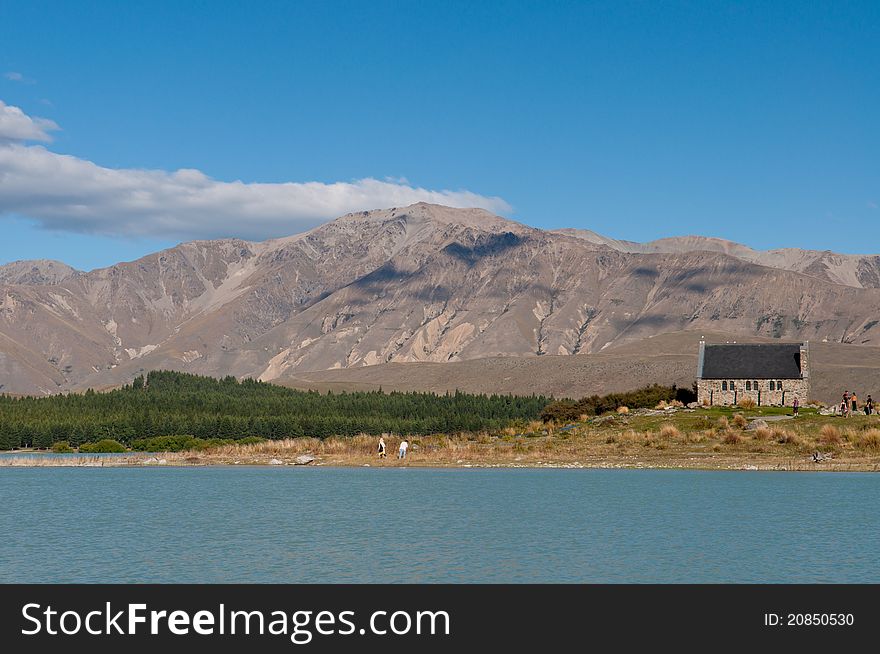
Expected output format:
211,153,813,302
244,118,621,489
696,341,809,407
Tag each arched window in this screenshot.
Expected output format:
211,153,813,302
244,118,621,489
753,381,759,390
746,381,752,391
777,381,783,391
769,381,775,391
730,381,735,390
722,381,728,391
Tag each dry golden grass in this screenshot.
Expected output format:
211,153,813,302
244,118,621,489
616,406,629,414
777,431,803,446
856,429,880,451
659,424,681,440
717,416,729,429
738,396,757,409
721,430,742,445
819,424,842,445
753,426,771,440
732,414,748,429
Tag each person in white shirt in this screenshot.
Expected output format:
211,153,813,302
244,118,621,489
378,436,386,458
398,439,408,460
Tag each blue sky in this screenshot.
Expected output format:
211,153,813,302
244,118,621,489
1,0,878,270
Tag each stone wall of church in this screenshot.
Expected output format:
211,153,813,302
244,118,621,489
697,378,810,407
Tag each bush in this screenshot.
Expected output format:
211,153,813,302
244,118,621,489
722,430,742,444
819,425,841,445
856,429,880,451
79,439,127,453
540,401,581,424
51,441,74,453
738,396,757,409
541,384,685,422
732,414,748,429
616,406,629,414
659,424,680,440
131,435,200,452
753,427,771,441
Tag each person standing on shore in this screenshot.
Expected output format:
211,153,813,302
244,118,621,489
852,392,859,415
398,438,409,460
866,395,874,416
378,436,386,459
843,391,850,417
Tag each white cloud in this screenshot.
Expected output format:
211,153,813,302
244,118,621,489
3,71,35,85
0,101,510,241
0,100,59,142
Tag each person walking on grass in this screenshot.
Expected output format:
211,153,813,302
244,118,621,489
866,395,874,416
842,391,850,418
852,392,859,415
792,396,799,417
398,438,409,460
378,436,387,459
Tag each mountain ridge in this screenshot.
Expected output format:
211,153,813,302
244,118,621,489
3,202,880,395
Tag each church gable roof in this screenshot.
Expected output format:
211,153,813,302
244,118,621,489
699,343,803,379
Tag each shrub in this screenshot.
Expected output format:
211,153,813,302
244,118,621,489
131,435,199,452
856,429,880,451
732,414,748,429
541,384,682,421
717,416,729,429
738,396,757,409
540,401,580,424
722,430,742,444
79,439,127,453
819,425,841,445
777,432,803,446
753,426,771,440
616,406,629,414
659,424,680,440
51,441,74,453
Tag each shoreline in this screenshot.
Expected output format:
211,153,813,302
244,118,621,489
1,453,878,472
4,406,880,473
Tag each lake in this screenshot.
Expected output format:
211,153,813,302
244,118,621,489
0,467,877,583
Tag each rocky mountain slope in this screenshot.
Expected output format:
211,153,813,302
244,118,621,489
2,202,880,395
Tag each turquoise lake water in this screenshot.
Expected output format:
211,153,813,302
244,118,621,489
0,467,877,583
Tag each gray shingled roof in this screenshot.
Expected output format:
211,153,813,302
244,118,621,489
700,343,803,379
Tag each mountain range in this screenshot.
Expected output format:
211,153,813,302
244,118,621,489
2,202,880,397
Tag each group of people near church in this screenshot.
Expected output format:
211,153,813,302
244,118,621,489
838,391,875,417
